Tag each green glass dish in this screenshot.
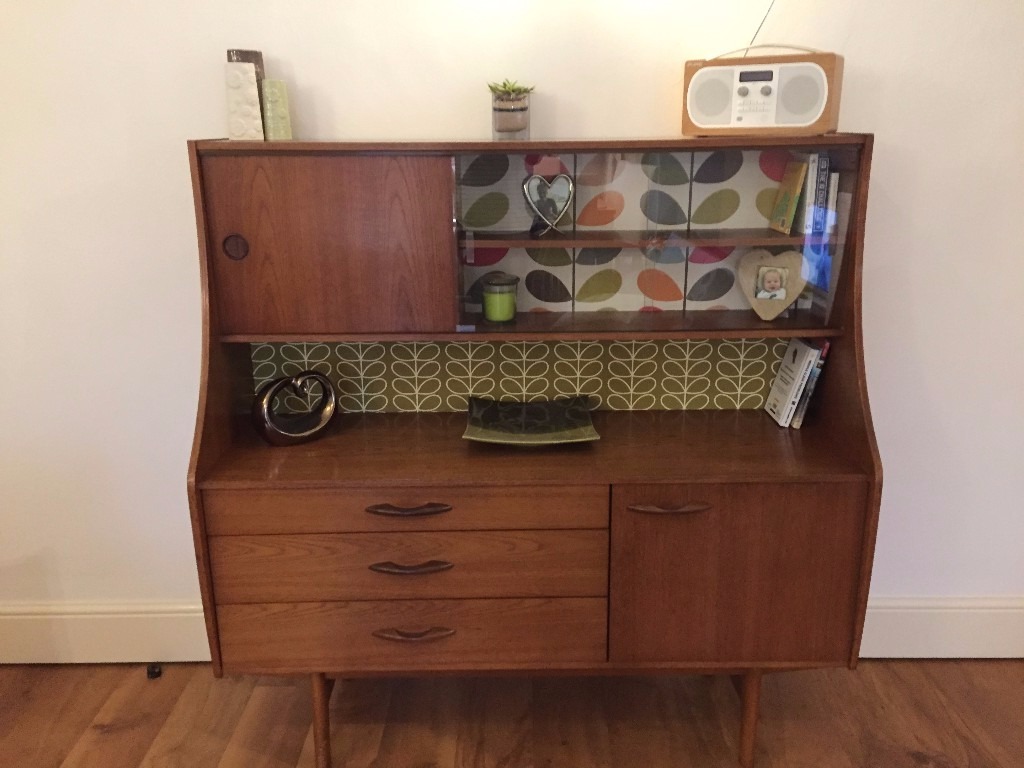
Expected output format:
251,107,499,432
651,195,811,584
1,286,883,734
462,396,599,446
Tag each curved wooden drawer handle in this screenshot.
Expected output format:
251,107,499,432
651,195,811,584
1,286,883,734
372,627,456,643
365,502,452,517
627,503,713,515
368,560,454,576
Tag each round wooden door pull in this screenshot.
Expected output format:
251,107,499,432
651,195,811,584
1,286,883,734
222,234,249,260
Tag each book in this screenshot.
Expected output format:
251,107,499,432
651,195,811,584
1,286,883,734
800,156,835,291
791,153,831,235
764,338,820,427
792,153,816,234
810,154,831,232
768,160,808,234
825,171,840,234
790,340,830,429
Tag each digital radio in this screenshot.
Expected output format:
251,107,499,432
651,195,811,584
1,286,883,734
682,51,843,137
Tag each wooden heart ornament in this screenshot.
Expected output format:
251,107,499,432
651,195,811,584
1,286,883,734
738,249,807,321
523,174,573,234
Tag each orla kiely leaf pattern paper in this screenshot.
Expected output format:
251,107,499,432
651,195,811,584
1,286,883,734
251,339,786,413
456,149,802,315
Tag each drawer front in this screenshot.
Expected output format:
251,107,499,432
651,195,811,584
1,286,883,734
203,486,608,535
218,598,607,672
210,529,609,602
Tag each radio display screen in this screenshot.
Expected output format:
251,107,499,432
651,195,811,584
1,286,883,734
739,70,774,82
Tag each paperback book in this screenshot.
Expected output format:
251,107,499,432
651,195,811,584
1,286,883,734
764,338,821,428
790,340,830,429
768,160,808,235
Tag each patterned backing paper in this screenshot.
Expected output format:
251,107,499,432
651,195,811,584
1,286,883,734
251,339,787,414
458,149,797,314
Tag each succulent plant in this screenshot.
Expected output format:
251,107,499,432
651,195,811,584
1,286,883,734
487,79,535,100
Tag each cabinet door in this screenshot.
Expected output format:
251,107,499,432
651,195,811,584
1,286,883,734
610,482,867,664
201,154,457,335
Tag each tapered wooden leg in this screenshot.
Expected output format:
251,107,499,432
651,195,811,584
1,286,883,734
311,673,336,768
737,669,763,768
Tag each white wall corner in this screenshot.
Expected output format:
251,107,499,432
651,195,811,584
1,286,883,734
860,597,1024,658
0,602,210,664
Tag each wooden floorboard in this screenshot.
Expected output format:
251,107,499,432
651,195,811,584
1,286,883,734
0,661,1019,768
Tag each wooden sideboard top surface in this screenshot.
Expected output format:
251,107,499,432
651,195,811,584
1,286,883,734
198,409,869,489
191,133,871,155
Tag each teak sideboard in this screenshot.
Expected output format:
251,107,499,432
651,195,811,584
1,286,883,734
186,135,882,768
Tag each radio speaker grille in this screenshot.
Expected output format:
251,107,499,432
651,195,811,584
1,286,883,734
688,69,732,126
777,70,825,126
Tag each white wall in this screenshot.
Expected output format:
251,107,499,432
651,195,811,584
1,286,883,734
2,0,1022,661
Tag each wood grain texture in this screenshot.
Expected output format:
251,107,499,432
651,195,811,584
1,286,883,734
310,675,334,768
198,410,871,491
209,529,608,602
217,598,607,673
49,664,193,768
2,661,1021,768
610,482,868,665
203,485,609,534
0,664,129,767
188,142,260,674
183,135,884,766
739,670,763,768
135,668,256,766
201,154,457,335
214,675,314,768
804,135,882,665
192,133,873,155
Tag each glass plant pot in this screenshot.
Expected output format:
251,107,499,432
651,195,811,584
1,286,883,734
492,94,530,140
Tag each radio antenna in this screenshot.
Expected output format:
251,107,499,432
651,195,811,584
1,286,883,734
747,0,778,53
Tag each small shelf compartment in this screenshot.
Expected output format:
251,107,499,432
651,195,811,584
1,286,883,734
455,146,860,337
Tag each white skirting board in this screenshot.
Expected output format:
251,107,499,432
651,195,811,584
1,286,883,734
1,598,1022,663
857,597,1024,658
0,602,211,663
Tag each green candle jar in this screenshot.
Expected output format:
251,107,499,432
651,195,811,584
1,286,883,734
482,273,520,323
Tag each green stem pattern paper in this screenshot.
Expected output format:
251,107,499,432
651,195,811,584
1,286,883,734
250,339,787,414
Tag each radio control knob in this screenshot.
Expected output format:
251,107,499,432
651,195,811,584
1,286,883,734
737,86,749,97
761,85,772,96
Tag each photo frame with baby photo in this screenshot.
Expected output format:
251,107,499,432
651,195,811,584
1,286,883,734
756,266,788,300
738,249,806,321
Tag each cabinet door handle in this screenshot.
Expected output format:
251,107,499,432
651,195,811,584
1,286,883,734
627,502,712,515
368,560,454,576
372,627,456,642
365,502,452,517
222,233,249,261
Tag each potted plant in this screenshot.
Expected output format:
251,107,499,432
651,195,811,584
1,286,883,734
488,79,534,139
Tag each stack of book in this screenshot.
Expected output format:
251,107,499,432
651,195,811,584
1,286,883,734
768,153,839,237
763,338,830,429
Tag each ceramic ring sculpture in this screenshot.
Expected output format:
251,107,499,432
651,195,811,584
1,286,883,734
251,371,337,446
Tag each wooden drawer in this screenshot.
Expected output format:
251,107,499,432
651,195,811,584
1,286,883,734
217,598,607,672
203,485,608,534
210,529,609,602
